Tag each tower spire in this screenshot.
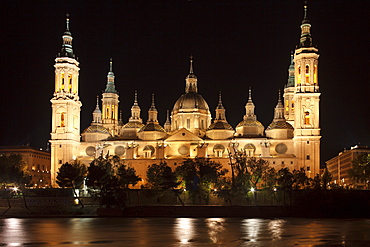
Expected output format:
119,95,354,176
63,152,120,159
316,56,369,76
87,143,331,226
164,110,171,132
298,0,314,48
244,87,257,121
185,56,198,93
129,91,142,123
104,58,118,93
58,13,75,58
148,94,158,123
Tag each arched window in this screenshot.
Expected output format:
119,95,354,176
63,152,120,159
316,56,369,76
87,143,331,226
61,112,65,127
61,73,65,90
314,65,317,84
304,111,310,125
297,66,301,84
68,74,72,92
305,65,310,83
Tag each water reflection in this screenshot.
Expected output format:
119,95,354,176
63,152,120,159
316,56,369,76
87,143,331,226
268,219,285,240
241,218,262,242
174,218,195,244
205,218,226,244
2,218,27,246
0,218,370,246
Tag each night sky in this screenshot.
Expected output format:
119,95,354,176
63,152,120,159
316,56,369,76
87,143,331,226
1,0,369,166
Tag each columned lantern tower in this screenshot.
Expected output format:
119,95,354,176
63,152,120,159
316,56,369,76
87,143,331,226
102,59,120,136
50,15,81,186
284,2,321,176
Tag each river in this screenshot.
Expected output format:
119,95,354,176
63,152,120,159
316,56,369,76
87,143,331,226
1,217,370,246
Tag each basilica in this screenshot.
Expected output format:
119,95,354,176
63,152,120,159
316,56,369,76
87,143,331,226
49,4,321,187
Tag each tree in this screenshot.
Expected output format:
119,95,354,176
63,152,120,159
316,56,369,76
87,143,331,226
348,153,370,189
176,157,227,204
117,163,141,189
56,161,87,188
321,167,332,190
146,162,183,205
276,168,294,205
247,157,269,189
0,154,31,188
56,161,87,208
86,155,140,207
292,168,309,190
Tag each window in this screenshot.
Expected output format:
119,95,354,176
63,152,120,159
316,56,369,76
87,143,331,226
307,166,311,171
61,113,65,127
187,119,190,129
291,101,294,111
281,161,285,165
59,160,62,164
290,161,293,164
306,155,310,160
285,100,289,112
61,73,65,90
305,65,310,83
304,111,310,125
68,74,72,92
307,141,310,144
314,65,317,84
297,66,301,84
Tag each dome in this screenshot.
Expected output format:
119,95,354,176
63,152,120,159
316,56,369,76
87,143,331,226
122,122,145,129
208,121,233,130
173,92,209,112
266,121,294,130
236,119,264,128
82,125,110,135
138,123,165,133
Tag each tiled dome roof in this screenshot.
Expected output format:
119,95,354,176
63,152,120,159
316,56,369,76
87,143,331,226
236,119,264,128
208,121,233,130
122,122,145,129
266,121,294,130
138,123,165,133
82,125,110,134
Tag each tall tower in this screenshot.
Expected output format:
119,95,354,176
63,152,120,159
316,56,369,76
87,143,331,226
101,59,119,136
50,15,81,186
286,2,321,176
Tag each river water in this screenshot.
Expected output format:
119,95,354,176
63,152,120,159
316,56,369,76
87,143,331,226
0,217,370,246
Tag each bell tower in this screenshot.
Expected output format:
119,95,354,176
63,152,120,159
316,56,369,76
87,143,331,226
50,15,81,186
290,2,321,177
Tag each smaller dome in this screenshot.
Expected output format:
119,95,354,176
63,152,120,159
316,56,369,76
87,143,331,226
266,121,294,130
236,119,264,128
122,122,145,129
138,123,165,133
208,122,233,130
82,125,110,135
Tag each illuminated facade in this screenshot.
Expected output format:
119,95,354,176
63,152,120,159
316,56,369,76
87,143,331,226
326,145,370,188
50,5,321,187
0,146,51,188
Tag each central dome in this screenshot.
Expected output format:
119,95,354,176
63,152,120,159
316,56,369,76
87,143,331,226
173,92,209,112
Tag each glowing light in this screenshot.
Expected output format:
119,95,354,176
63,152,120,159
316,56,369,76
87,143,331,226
250,187,255,192
12,187,18,192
